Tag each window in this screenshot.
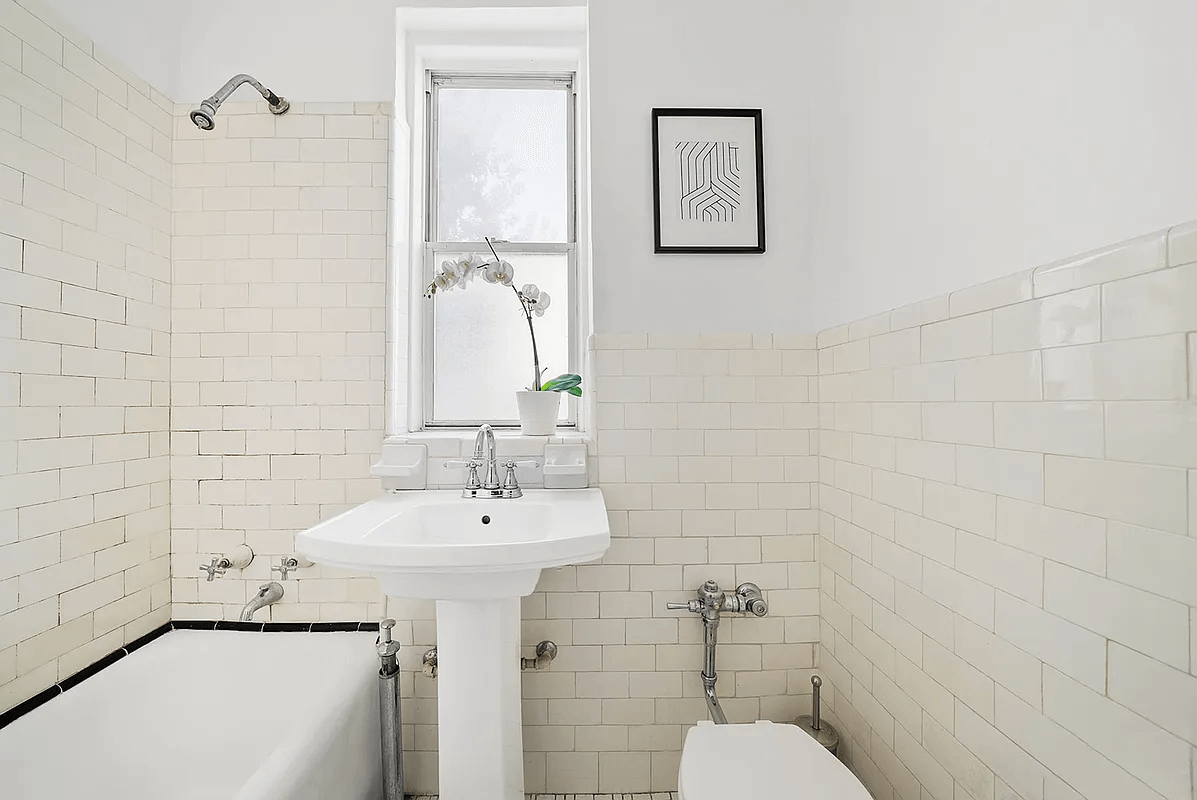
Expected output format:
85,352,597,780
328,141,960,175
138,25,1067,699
423,72,577,427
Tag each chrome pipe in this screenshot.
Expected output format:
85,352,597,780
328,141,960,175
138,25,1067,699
377,620,404,800
190,73,290,131
667,579,769,725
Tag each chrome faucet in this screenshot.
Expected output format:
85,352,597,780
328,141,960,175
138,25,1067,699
240,581,283,622
445,424,536,499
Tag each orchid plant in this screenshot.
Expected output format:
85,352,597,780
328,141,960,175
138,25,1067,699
424,238,582,396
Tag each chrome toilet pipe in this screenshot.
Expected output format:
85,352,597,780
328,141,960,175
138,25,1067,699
376,619,404,800
667,580,768,725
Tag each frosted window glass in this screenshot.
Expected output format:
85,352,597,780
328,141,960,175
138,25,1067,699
436,88,569,243
432,252,570,423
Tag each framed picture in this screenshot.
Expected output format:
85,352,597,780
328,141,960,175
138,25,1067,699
652,108,766,254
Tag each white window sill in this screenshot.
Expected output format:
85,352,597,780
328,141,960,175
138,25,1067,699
384,429,594,459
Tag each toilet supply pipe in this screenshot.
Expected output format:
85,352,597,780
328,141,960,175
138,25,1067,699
376,619,404,800
666,580,768,725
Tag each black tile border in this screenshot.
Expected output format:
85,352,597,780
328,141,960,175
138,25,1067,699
0,621,373,732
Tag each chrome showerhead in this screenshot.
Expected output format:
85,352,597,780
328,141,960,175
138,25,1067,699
190,74,289,131
189,103,216,131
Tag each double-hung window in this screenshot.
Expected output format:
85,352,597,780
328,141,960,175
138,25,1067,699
423,71,577,428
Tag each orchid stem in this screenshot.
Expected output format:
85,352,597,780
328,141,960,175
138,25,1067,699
487,237,542,391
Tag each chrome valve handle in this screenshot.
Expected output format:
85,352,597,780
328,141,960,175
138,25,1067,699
200,556,229,582
444,459,484,490
272,556,301,580
500,460,540,498
666,600,701,613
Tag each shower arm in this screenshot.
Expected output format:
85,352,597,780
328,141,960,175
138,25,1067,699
201,73,287,113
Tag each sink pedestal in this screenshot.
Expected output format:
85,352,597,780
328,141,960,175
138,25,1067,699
435,597,524,800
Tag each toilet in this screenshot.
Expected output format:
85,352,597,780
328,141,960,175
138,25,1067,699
678,720,873,799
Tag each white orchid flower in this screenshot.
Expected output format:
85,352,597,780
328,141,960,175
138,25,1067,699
530,289,551,317
484,260,514,286
455,258,477,287
520,283,540,301
432,269,456,292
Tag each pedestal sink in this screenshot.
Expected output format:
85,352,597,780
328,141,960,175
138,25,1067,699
296,488,610,800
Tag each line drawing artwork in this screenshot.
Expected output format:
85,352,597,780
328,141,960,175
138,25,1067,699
676,141,741,222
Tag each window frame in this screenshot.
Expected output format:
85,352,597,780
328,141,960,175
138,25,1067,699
421,70,580,429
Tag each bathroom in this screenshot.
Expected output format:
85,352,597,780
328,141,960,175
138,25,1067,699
1,0,1196,798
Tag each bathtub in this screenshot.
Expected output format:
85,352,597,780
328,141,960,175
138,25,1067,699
0,630,381,800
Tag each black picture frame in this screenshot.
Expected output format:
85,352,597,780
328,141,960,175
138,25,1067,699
651,108,766,254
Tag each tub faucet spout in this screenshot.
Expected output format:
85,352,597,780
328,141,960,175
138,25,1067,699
240,581,284,622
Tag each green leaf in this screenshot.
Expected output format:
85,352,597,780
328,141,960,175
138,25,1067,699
540,373,582,393
566,386,582,397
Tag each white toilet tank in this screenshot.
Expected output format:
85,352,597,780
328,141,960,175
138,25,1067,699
679,720,872,800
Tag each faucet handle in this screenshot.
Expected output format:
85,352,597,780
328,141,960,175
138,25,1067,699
666,600,701,613
272,556,306,580
444,459,481,469
200,556,228,582
445,459,484,490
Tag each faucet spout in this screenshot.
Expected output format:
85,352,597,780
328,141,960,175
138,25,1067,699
473,424,500,490
239,581,284,622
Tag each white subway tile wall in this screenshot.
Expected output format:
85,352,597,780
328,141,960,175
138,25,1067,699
0,0,172,712
169,100,391,624
816,223,1197,800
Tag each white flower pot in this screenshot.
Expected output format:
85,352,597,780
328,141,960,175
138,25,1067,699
515,390,560,435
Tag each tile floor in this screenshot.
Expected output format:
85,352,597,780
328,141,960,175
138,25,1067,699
407,795,677,799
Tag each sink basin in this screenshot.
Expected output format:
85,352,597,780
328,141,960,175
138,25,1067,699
297,487,610,800
296,488,609,600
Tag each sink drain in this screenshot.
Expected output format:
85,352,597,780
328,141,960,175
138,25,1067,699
481,515,491,525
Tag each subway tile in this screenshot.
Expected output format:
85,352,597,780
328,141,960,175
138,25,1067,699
923,637,995,723
1105,401,1197,469
1102,263,1197,341
954,616,1042,709
954,351,1042,401
1033,231,1166,297
993,401,1104,458
950,270,1032,317
1043,667,1192,800
1109,644,1197,747
956,446,1043,504
994,593,1106,692
992,286,1100,354
922,560,994,630
956,701,1047,800
1190,470,1196,538
894,510,954,565
1169,220,1197,266
923,480,996,537
1044,561,1189,670
890,294,950,331
997,686,1163,800
869,328,920,369
892,362,954,402
956,531,1043,605
1043,335,1189,400
893,650,954,727
920,312,992,363
921,402,993,447
1045,455,1188,535
995,497,1105,575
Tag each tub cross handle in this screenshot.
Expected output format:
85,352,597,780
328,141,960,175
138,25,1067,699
200,556,229,582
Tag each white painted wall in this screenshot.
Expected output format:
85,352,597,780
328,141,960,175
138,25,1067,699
44,0,1197,336
173,0,399,103
588,0,813,333
803,0,1197,332
40,0,180,95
